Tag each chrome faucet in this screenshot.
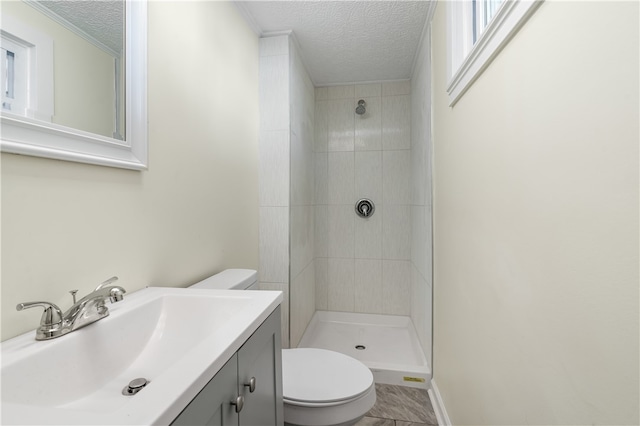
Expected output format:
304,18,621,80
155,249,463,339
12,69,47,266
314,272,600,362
16,277,126,341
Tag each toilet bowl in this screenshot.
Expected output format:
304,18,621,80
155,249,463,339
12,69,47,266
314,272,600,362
282,347,375,426
189,269,376,426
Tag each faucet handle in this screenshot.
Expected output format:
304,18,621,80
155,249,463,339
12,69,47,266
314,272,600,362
109,287,125,303
16,301,63,326
94,276,119,292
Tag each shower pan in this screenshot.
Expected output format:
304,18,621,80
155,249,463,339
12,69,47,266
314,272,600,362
298,311,430,389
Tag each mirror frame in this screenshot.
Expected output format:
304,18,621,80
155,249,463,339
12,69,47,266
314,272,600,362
0,1,147,171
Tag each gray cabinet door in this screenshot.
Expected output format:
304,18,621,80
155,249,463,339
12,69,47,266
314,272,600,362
237,307,283,426
172,355,240,426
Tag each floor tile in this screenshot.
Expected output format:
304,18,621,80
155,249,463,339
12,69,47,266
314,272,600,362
367,384,438,424
355,416,395,426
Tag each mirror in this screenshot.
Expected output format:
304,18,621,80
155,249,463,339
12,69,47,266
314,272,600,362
0,0,147,170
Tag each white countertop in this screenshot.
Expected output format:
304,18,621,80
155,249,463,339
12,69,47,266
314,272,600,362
1,287,283,425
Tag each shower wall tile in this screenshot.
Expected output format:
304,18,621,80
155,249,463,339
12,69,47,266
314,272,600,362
289,38,316,349
327,84,355,100
315,153,328,204
259,281,289,348
291,81,314,153
259,54,289,132
425,155,433,210
328,99,355,151
382,260,411,315
355,259,382,313
382,204,411,260
315,86,328,101
355,151,382,202
290,38,315,95
315,257,328,310
290,206,314,279
382,80,411,96
291,261,315,348
411,33,433,369
258,37,291,348
355,97,382,151
259,206,289,283
382,95,411,150
259,130,289,207
328,205,354,258
410,62,431,206
328,152,355,204
383,150,411,205
424,272,433,364
355,83,382,98
259,35,289,57
355,212,382,260
411,205,428,279
410,129,427,206
315,101,329,152
328,258,355,312
315,205,328,257
314,81,415,318
291,133,314,206
411,205,433,282
410,266,422,352
411,265,432,363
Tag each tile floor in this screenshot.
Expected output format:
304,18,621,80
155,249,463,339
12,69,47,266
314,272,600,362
356,384,438,426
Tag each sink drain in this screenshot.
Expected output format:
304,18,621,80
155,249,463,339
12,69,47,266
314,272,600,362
355,345,366,350
122,378,149,396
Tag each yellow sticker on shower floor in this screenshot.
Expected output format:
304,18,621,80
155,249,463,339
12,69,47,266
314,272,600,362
403,376,426,383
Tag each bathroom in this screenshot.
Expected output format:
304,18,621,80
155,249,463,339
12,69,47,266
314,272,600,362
1,1,638,425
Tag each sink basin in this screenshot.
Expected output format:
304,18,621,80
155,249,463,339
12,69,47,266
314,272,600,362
1,287,282,425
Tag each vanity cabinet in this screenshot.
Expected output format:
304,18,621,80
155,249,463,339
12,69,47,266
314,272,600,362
171,307,283,426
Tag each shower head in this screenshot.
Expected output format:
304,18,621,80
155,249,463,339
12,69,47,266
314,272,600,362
355,99,366,115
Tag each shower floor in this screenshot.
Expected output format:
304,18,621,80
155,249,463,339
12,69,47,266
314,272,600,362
297,311,431,389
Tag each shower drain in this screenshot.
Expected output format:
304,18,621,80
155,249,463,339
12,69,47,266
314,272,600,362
355,345,366,350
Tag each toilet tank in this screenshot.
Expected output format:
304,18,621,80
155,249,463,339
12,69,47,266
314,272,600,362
189,269,258,290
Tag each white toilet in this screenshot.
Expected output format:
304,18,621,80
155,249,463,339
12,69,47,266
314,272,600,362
190,269,376,426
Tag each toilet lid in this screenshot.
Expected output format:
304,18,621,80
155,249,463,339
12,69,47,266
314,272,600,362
282,348,374,404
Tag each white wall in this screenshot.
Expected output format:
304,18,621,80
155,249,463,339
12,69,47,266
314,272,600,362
314,81,413,317
1,1,260,341
431,1,639,424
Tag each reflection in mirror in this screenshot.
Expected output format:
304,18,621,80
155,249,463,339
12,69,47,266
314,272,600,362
1,0,125,140
0,0,146,170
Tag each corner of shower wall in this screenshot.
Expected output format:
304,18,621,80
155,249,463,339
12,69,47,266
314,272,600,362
258,33,317,349
288,34,316,348
258,34,291,348
409,17,434,369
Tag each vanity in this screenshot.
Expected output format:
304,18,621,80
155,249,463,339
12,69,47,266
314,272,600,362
1,287,283,425
172,306,282,425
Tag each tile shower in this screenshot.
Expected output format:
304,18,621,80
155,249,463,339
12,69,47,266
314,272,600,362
314,81,413,317
258,33,432,384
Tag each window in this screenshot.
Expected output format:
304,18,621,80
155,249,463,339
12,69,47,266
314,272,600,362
2,37,28,115
0,15,53,121
446,0,543,106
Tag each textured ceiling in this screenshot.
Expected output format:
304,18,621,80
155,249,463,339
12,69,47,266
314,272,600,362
35,0,124,54
240,1,431,86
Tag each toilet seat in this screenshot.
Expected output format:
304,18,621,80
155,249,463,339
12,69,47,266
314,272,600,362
282,348,374,407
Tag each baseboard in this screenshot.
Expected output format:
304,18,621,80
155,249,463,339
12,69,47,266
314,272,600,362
428,379,452,426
